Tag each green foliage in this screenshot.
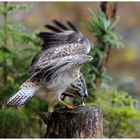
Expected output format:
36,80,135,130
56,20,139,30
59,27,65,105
0,3,139,138
83,7,140,138
0,3,28,15
82,8,123,92
0,2,47,138
0,109,39,138
87,87,140,138
88,8,123,48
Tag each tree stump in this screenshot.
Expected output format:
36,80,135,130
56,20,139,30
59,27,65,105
40,105,103,138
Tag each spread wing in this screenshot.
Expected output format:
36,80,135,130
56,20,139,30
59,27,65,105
29,54,92,83
38,20,90,51
29,20,91,76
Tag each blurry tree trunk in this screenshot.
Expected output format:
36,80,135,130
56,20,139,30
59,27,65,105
100,3,119,137
100,2,118,67
96,2,118,87
40,105,103,138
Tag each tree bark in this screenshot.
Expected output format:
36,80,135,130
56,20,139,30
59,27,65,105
100,2,119,67
40,105,103,138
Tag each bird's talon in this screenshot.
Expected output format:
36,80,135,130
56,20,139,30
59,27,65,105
66,105,76,110
82,102,85,106
79,102,85,106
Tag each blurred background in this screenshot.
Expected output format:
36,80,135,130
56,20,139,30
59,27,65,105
0,2,140,138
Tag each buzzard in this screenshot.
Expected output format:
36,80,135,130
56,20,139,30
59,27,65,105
2,20,92,111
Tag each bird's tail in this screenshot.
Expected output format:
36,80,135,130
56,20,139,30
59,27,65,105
2,80,40,109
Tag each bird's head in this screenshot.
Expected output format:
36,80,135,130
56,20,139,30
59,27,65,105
65,72,88,103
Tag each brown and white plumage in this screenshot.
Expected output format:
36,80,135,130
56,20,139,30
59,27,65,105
2,81,40,108
2,20,92,110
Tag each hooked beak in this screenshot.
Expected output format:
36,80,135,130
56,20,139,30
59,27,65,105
81,94,88,103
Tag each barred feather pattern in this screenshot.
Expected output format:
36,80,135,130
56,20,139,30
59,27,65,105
29,43,91,77
2,81,40,108
67,72,88,97
2,20,92,109
29,54,92,84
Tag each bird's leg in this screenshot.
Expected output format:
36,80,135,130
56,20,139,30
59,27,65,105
63,92,75,97
59,98,76,110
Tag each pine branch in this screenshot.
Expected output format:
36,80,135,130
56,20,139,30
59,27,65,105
96,2,119,87
100,2,119,67
3,2,8,84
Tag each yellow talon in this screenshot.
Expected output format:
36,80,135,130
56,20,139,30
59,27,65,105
59,99,76,110
59,97,86,110
66,105,76,110
67,102,85,109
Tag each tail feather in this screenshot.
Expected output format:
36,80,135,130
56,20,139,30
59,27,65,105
2,81,40,109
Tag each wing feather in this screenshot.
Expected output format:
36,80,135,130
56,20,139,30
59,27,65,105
67,21,79,32
45,20,78,33
39,20,91,52
53,20,69,30
28,43,89,75
45,24,62,33
29,20,92,78
29,55,92,83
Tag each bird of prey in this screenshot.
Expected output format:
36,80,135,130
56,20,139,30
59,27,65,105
2,20,92,111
